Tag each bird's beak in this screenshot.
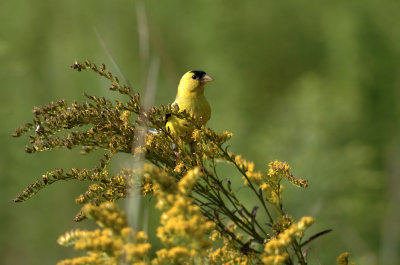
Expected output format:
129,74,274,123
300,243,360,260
201,74,214,84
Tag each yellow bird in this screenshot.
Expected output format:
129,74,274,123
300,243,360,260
166,70,214,139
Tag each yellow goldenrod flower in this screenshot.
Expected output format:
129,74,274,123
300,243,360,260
57,202,151,265
120,110,131,129
178,167,202,195
336,252,355,265
262,217,315,264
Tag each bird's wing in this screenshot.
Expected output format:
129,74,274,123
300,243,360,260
165,101,179,123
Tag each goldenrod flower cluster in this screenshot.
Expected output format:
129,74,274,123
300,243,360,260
230,154,263,185
336,252,355,265
258,161,307,208
207,223,256,265
58,166,217,265
149,166,215,264
57,202,151,265
261,217,315,265
192,128,233,159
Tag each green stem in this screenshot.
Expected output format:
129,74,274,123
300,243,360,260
219,146,274,224
194,183,262,242
209,172,268,237
292,240,306,265
209,160,268,236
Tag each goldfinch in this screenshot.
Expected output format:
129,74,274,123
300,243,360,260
166,70,214,139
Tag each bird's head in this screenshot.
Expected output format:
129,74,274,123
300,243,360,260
177,70,214,96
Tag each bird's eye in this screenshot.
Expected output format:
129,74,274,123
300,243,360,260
191,75,197,80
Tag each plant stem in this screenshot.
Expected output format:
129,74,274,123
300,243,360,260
219,146,274,224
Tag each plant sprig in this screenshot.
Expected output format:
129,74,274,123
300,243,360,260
13,60,331,265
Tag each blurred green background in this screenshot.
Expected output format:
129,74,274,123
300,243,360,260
1,0,400,264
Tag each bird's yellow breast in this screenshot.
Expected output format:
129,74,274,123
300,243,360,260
175,94,211,122
166,95,211,138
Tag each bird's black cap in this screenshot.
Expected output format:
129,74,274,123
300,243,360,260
190,70,206,79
